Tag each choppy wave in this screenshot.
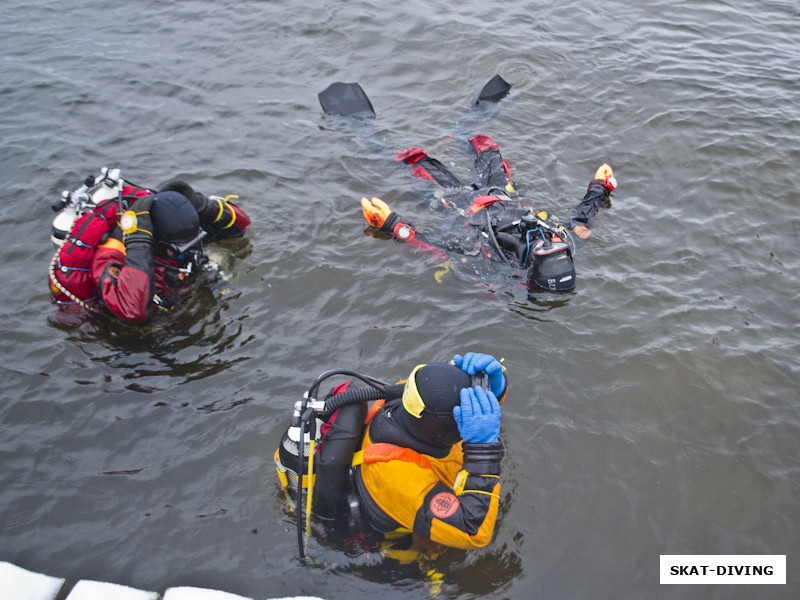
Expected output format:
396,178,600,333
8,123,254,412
1,0,798,598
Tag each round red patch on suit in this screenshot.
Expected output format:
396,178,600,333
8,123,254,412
430,492,460,519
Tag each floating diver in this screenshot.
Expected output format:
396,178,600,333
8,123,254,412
48,168,250,322
275,352,506,561
319,75,618,292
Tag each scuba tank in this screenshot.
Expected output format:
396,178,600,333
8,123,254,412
50,168,125,247
274,401,325,498
274,370,404,561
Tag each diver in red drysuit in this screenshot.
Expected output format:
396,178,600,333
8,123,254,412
52,180,249,322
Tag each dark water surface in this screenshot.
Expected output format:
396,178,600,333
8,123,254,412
1,1,798,599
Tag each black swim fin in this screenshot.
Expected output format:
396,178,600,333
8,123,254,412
471,74,512,107
318,82,376,118
451,74,513,142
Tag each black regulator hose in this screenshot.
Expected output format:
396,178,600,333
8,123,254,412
307,369,390,400
322,384,404,418
486,209,513,266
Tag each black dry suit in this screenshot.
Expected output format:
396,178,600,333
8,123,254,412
386,133,613,292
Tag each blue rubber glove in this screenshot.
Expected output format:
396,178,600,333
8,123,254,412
453,386,501,444
452,352,505,397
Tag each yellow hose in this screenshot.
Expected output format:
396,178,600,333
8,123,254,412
305,433,316,535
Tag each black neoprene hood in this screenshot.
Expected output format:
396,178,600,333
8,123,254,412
397,363,471,448
150,191,200,245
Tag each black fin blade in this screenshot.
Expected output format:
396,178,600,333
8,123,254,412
318,82,376,118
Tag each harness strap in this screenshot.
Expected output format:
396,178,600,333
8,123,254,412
67,237,99,250
364,399,385,424
58,261,91,273
352,442,433,470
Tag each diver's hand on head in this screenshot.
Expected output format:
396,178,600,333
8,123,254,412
452,352,505,397
453,386,501,444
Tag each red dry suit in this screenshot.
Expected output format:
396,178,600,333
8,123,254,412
51,185,250,322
